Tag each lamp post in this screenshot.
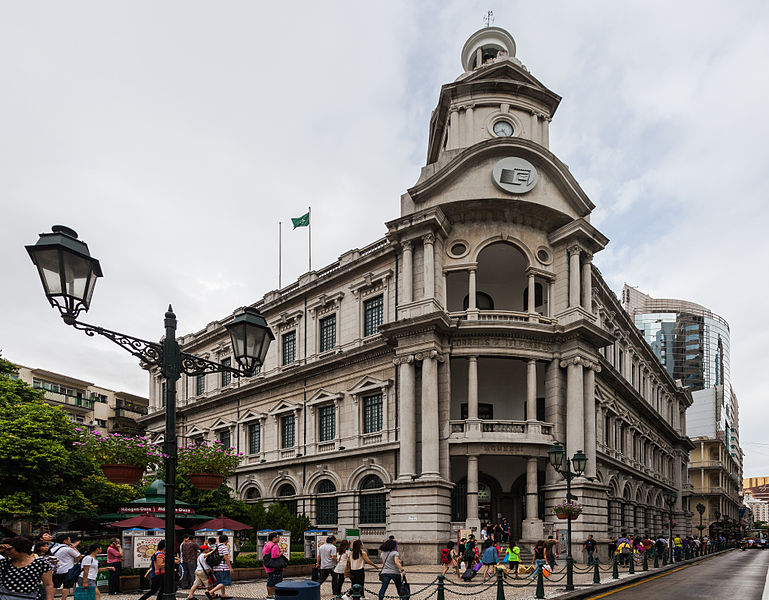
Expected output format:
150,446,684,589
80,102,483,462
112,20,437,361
696,503,706,540
26,226,274,600
547,442,587,592
663,490,677,563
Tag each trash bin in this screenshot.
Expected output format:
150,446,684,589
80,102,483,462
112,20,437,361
275,580,321,600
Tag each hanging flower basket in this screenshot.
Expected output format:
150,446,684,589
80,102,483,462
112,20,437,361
101,464,144,484
552,501,583,520
188,473,225,489
555,511,580,520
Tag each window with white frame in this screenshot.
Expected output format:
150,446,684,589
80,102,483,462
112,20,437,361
363,295,383,337
316,479,337,525
318,405,335,442
359,475,386,523
363,393,383,433
319,314,336,352
221,357,232,387
282,331,296,365
196,374,205,396
281,414,295,448
248,422,260,454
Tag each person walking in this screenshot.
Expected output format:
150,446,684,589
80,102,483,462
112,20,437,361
503,540,520,579
332,541,351,598
544,536,557,569
137,540,174,600
673,535,682,562
186,544,213,600
106,539,123,595
50,534,81,600
78,543,115,600
348,540,378,598
179,536,200,590
263,532,286,600
315,536,338,586
583,535,596,565
530,540,546,581
377,539,404,600
440,541,460,580
0,536,55,600
210,534,233,599
480,540,498,582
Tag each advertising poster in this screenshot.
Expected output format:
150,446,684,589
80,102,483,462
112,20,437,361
278,534,291,559
96,555,109,587
134,537,163,569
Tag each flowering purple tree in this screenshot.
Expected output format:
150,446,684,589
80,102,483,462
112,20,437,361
73,429,164,470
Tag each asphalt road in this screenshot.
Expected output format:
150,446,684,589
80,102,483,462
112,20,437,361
583,550,769,600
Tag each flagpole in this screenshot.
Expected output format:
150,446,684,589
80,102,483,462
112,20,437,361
308,206,312,272
278,221,282,289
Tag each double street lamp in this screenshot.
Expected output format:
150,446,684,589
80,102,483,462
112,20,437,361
26,226,275,600
696,503,706,539
547,442,587,592
663,489,677,563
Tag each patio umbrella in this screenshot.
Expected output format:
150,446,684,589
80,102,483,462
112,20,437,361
59,517,103,532
107,514,183,530
194,514,253,531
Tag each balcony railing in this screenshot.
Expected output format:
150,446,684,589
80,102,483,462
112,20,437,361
449,419,553,441
42,390,94,410
449,310,556,325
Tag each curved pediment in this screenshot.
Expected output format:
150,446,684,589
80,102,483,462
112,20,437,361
408,137,594,224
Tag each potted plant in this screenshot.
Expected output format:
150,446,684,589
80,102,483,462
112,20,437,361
552,500,583,520
73,429,163,483
178,441,243,489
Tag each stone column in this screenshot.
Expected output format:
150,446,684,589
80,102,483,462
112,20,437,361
562,358,585,459
467,267,478,319
401,240,413,304
568,246,581,308
547,280,554,317
397,356,416,480
467,356,479,421
526,359,537,421
420,351,440,479
530,112,539,144
522,456,543,539
581,254,593,312
448,108,459,150
423,233,435,300
527,271,536,315
583,364,597,479
465,104,475,145
466,455,480,530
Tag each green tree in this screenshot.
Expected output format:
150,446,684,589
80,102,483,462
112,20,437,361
0,358,138,523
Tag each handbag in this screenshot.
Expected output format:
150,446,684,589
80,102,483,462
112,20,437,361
398,575,411,600
0,561,40,600
73,587,95,600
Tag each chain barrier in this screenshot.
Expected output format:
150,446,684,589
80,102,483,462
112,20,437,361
441,581,497,596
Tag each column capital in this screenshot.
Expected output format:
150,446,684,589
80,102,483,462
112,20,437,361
582,252,593,262
560,356,601,371
422,232,435,245
567,244,584,256
393,354,415,366
415,349,444,362
400,240,413,252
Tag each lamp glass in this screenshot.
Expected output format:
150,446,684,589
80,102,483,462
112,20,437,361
663,489,677,506
572,450,588,475
226,307,274,374
548,442,565,470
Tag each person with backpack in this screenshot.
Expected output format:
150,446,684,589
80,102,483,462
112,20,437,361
460,546,478,582
137,540,177,600
78,543,115,600
207,535,233,599
530,540,547,581
185,545,214,600
263,532,288,599
615,537,632,567
503,540,520,579
439,541,460,579
50,534,81,600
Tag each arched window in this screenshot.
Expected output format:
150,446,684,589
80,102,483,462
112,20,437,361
277,483,297,515
316,479,337,525
245,487,260,502
359,475,386,523
462,291,494,310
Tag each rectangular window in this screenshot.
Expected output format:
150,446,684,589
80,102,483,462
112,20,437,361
248,423,261,454
631,363,636,387
460,403,494,420
360,493,387,524
316,497,338,525
219,429,231,448
319,314,337,352
318,405,336,442
363,394,383,434
604,415,611,445
221,357,232,387
618,349,624,375
363,295,384,337
281,414,295,448
282,331,296,365
196,374,205,396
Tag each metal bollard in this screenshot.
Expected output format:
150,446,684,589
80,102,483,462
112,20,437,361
496,567,505,600
612,555,619,579
628,554,635,574
593,559,600,584
643,552,648,571
351,584,363,600
437,575,445,600
536,566,545,600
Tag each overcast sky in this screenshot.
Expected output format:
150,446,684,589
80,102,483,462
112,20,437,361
2,1,767,478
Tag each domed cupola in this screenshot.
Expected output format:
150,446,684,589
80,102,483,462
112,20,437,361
424,26,561,167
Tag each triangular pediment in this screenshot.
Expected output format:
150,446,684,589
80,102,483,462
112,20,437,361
307,388,343,406
461,60,545,89
267,400,300,415
186,424,209,437
237,409,266,423
209,417,234,431
348,375,392,396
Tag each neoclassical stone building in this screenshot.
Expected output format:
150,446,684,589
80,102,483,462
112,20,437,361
140,26,693,562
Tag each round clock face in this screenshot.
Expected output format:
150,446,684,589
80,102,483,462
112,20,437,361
493,120,514,137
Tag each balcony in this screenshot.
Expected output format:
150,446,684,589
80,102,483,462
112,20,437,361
695,486,729,495
449,419,554,444
41,390,93,412
690,460,725,469
448,310,556,325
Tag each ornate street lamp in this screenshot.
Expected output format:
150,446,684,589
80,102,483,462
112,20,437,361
548,442,587,591
696,503,706,538
663,489,677,563
27,226,274,600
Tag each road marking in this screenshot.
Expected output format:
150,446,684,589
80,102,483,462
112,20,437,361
762,554,769,600
583,565,692,599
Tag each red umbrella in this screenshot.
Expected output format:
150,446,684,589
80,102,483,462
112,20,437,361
194,514,253,531
108,514,184,530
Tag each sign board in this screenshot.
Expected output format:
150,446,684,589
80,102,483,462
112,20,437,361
96,555,109,587
119,506,195,514
556,530,567,557
458,529,472,544
278,534,291,559
134,537,163,569
344,529,360,541
408,515,418,522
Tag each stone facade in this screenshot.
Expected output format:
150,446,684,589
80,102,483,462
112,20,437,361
140,26,693,564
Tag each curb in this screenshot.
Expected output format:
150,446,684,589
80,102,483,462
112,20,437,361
552,549,734,600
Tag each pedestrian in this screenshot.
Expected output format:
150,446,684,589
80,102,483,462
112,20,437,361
50,534,81,600
180,535,201,590
185,544,213,600
106,538,123,595
502,519,510,544
673,534,682,562
493,523,503,544
544,536,557,569
210,534,233,599
377,539,405,600
315,535,338,585
503,540,520,579
530,540,546,581
608,536,617,560
583,535,596,565
332,540,351,598
440,541,460,579
348,540,378,598
480,540,498,582
137,540,174,600
78,543,115,600
0,536,55,600
616,537,632,567
263,532,286,600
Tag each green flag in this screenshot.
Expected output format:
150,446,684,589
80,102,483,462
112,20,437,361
291,212,310,228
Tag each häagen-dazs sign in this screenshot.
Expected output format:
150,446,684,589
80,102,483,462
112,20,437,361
492,157,538,194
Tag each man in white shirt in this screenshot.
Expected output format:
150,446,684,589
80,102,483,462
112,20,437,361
315,536,337,584
51,534,81,600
